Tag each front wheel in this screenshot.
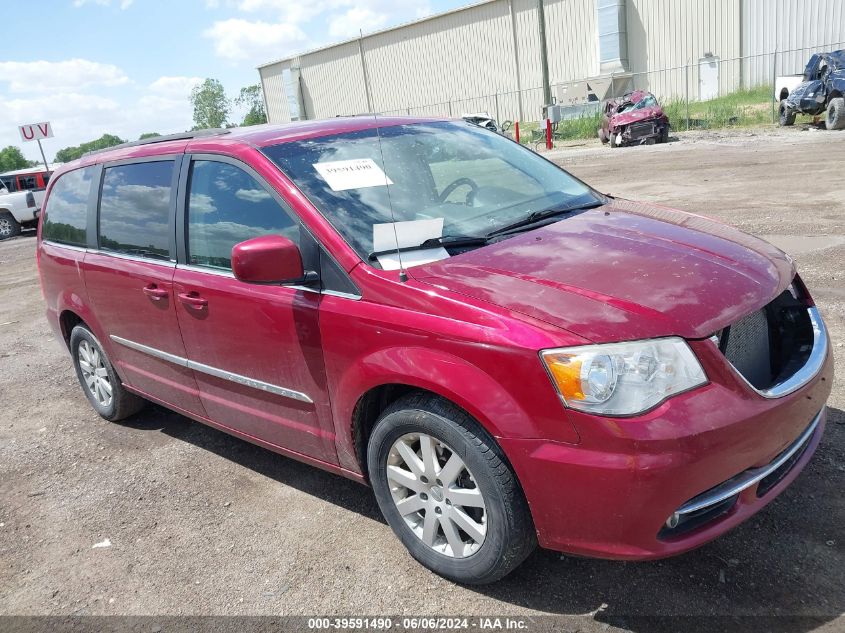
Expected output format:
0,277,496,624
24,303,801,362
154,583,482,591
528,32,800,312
826,97,845,130
0,212,21,240
779,99,796,126
367,393,535,584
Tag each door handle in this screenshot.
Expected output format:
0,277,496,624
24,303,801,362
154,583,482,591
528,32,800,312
142,284,169,301
178,292,208,309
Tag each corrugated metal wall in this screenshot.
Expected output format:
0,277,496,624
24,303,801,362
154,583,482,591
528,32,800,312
742,0,845,87
258,63,290,123
362,2,516,116
260,0,844,123
297,42,371,119
626,0,741,100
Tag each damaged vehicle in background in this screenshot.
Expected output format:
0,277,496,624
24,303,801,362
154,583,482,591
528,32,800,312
599,90,670,147
779,49,845,130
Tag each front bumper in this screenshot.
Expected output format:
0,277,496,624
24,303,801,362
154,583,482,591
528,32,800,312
501,338,833,560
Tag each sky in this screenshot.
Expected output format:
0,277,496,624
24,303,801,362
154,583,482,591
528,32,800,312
1,0,469,164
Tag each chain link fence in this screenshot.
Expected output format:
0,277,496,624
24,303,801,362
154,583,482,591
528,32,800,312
380,40,845,143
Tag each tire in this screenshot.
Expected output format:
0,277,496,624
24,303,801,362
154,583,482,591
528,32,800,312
659,125,670,143
0,212,21,240
779,99,796,127
69,325,145,421
826,97,845,130
368,392,535,584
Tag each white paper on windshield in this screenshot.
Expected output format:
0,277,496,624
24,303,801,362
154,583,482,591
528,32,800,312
313,158,393,191
372,218,449,270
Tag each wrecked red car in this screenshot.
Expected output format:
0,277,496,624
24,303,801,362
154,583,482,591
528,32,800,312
599,90,670,147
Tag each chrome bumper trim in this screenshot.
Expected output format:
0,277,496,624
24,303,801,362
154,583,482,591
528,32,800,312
110,335,313,404
676,409,822,517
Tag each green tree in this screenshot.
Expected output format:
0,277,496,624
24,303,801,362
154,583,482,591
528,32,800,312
190,78,231,130
55,134,126,163
0,146,37,172
235,84,267,126
139,132,161,140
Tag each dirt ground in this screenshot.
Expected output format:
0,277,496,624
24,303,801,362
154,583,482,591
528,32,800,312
1,125,844,631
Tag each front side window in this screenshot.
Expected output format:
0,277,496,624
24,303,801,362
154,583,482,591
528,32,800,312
42,166,95,246
264,121,600,265
186,160,299,271
99,161,173,260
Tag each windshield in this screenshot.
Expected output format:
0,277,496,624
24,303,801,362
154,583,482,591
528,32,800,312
619,94,658,113
264,120,600,266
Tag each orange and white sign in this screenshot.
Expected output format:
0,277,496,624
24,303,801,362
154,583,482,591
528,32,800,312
19,122,54,142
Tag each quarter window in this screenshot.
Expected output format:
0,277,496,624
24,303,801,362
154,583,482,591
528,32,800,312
186,160,298,271
99,161,174,260
42,167,95,246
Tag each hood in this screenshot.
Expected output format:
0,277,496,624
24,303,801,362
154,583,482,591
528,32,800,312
610,106,665,127
412,200,795,342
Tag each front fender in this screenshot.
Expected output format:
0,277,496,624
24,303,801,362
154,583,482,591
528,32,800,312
326,344,580,474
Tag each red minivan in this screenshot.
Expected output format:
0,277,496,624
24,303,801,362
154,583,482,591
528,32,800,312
37,119,833,583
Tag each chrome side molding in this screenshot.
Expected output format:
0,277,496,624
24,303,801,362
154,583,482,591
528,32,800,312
110,335,314,404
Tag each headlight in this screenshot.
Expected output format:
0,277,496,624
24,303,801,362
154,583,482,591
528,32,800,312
540,338,707,416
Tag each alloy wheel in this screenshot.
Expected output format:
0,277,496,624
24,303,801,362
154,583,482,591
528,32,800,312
78,340,113,408
386,432,487,558
0,218,11,237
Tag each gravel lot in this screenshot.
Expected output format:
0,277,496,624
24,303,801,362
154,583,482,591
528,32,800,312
1,125,843,631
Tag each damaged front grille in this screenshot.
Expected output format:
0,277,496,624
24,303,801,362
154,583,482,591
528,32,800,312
719,283,815,393
628,121,657,140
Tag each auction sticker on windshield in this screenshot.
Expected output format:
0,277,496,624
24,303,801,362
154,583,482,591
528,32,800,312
313,158,394,191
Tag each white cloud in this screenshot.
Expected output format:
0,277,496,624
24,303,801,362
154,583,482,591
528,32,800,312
235,188,272,203
203,0,434,63
0,59,129,94
149,75,204,99
73,0,134,8
204,18,309,62
328,7,388,39
0,90,195,163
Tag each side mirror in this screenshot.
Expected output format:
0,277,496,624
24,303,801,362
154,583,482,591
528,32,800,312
231,235,315,285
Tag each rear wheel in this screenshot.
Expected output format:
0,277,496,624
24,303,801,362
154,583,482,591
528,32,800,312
367,393,535,584
70,325,145,421
0,212,21,240
779,100,796,126
826,97,845,130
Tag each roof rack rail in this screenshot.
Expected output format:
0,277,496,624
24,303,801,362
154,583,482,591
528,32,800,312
82,128,231,157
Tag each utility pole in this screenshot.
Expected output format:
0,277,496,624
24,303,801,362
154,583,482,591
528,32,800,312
537,0,551,107
37,140,50,173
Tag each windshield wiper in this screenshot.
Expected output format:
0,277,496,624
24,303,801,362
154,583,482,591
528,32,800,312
367,235,488,261
486,199,606,239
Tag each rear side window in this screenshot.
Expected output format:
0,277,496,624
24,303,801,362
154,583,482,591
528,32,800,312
99,161,174,260
18,176,37,190
42,167,95,246
186,160,298,270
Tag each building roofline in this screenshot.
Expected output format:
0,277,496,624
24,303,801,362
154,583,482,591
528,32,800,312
256,0,497,70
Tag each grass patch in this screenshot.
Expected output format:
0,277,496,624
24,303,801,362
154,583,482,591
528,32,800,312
663,84,775,129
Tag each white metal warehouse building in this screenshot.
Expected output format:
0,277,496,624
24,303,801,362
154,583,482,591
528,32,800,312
258,0,845,124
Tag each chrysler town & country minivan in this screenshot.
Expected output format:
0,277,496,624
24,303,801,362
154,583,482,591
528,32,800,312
37,119,833,583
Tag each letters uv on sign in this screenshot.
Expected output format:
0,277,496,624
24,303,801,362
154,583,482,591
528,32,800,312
19,122,54,143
